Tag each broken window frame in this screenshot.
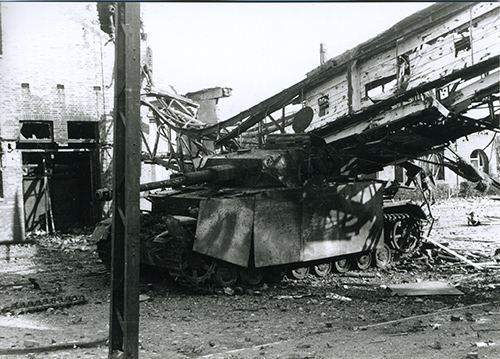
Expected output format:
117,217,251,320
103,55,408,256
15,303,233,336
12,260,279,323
454,29,471,57
364,74,397,101
318,94,330,117
19,121,54,143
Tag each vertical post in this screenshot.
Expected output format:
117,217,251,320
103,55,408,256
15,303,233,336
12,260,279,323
320,43,326,65
109,3,141,359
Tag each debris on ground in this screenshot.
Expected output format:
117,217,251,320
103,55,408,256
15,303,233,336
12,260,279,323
388,281,464,296
430,341,442,350
325,293,352,302
0,295,87,314
0,198,499,358
467,212,481,226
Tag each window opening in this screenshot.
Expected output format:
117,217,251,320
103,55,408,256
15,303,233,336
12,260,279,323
318,94,329,117
365,75,397,101
470,149,489,174
67,121,98,140
20,121,53,142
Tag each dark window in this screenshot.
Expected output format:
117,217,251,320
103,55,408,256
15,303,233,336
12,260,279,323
365,75,397,100
20,121,53,142
56,84,64,90
396,54,411,91
454,28,471,57
318,94,329,117
454,35,471,56
67,121,98,140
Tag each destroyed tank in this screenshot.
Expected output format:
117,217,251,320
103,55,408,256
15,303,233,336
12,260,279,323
93,129,426,289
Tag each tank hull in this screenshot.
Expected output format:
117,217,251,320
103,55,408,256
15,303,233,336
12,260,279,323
192,182,384,268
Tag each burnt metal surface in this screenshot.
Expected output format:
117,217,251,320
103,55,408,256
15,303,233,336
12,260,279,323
301,182,384,261
194,197,255,267
254,190,302,267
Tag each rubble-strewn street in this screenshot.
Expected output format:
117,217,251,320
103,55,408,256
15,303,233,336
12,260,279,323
0,197,499,359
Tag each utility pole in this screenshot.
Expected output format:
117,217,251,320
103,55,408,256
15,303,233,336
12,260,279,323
109,2,141,358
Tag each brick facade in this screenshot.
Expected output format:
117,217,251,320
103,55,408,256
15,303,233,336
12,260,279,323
0,3,114,241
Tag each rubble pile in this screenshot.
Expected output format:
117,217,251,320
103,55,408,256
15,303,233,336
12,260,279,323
399,240,500,272
27,231,94,252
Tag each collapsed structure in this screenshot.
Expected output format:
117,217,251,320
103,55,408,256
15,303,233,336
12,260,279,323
93,3,499,288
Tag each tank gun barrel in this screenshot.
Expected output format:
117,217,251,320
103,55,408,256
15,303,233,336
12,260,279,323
139,165,224,191
96,164,239,201
140,164,238,191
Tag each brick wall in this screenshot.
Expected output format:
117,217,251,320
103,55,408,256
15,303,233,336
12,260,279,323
0,3,114,241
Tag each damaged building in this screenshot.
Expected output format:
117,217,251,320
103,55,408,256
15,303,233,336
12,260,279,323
300,2,499,191
0,3,231,242
0,3,113,241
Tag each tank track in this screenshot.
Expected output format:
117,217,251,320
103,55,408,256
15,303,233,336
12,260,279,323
383,213,422,253
97,213,423,291
160,217,216,292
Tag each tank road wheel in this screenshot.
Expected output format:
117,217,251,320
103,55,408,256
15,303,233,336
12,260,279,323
333,258,351,273
179,253,216,287
144,232,170,267
355,252,372,270
311,262,332,277
288,266,310,280
374,244,393,269
214,265,239,287
390,220,420,253
239,268,264,287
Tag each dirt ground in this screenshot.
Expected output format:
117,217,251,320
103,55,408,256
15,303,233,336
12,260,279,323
1,198,500,359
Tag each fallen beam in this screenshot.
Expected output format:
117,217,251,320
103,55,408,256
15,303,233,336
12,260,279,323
0,337,108,356
425,237,483,270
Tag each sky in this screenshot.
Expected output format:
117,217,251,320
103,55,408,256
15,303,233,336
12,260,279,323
142,2,432,120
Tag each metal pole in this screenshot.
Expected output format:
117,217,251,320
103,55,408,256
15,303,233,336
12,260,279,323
109,3,141,358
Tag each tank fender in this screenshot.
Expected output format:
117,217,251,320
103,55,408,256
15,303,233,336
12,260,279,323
383,201,427,220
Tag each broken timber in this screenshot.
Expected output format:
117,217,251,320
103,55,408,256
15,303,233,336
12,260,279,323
426,238,483,270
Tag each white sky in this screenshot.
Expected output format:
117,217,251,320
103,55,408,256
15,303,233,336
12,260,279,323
142,2,432,119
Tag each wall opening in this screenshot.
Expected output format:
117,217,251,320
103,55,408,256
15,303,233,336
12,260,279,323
396,54,411,92
19,121,53,142
318,94,329,117
365,75,397,101
67,121,98,141
22,151,98,232
454,29,471,57
470,149,489,174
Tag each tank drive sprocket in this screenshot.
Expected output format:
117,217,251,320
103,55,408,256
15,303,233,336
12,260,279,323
160,216,216,290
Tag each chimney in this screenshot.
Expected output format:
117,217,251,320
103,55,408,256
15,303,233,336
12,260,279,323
320,43,326,65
